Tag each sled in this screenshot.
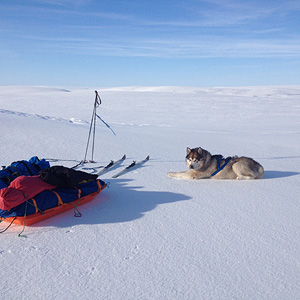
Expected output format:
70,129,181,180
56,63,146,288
0,176,106,228
1,185,105,226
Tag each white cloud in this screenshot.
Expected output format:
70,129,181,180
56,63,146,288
18,33,300,59
1,1,300,60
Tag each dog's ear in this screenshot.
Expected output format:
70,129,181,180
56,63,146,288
197,147,203,154
186,147,192,155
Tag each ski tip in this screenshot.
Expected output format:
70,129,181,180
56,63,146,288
146,155,150,160
122,154,126,159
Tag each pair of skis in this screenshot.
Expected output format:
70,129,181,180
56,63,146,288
97,155,150,178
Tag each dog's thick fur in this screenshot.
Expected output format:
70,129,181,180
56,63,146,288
168,147,264,180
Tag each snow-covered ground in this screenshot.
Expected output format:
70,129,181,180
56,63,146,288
0,85,300,300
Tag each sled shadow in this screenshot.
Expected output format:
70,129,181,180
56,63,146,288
263,170,300,179
37,179,191,227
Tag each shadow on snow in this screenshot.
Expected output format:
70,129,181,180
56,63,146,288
263,170,300,179
34,179,191,228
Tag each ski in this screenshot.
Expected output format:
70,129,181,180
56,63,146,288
112,155,150,178
97,155,126,176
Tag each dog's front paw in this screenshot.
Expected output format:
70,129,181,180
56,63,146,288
168,172,176,178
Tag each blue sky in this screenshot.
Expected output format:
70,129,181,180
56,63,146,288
1,0,300,87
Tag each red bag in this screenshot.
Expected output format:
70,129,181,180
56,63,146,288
0,176,56,210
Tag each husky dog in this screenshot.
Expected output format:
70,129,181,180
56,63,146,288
168,147,264,180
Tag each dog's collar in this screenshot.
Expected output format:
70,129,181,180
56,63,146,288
210,156,232,177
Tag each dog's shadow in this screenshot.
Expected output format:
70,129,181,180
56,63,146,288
264,170,300,179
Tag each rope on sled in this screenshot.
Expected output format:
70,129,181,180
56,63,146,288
0,193,31,236
73,203,82,218
0,217,16,233
18,199,28,238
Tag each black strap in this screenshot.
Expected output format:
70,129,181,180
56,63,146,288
4,166,18,175
18,161,34,175
32,163,42,173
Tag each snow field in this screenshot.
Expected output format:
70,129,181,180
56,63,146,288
0,86,300,299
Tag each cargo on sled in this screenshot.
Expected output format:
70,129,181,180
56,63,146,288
0,156,106,228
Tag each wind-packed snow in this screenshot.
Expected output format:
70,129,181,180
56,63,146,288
0,86,300,300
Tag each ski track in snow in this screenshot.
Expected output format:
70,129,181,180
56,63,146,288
0,108,172,128
0,108,87,124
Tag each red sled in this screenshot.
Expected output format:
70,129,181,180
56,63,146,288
0,180,106,227
1,189,103,226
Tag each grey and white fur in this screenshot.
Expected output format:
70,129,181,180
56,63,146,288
168,147,264,180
